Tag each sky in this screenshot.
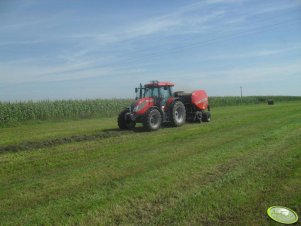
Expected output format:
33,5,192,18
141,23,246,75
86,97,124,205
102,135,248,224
0,0,301,101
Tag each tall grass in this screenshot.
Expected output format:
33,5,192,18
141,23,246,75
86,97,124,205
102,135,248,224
209,96,301,107
0,99,132,126
1,96,300,126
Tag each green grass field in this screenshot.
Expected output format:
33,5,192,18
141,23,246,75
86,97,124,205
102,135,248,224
1,102,300,225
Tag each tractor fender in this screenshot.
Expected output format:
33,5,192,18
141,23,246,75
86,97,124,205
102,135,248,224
165,98,180,113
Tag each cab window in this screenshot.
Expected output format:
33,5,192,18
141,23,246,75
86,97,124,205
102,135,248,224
144,87,159,98
160,86,171,100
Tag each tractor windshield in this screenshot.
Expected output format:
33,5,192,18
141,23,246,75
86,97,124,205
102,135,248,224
144,87,159,98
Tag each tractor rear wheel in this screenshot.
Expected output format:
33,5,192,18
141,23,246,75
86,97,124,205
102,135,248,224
143,108,162,131
171,101,186,127
202,111,211,122
118,109,136,130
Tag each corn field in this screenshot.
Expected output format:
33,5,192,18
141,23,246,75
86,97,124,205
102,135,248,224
0,96,300,126
0,99,132,126
208,96,301,107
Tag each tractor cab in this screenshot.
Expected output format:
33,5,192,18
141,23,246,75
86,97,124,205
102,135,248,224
135,81,174,106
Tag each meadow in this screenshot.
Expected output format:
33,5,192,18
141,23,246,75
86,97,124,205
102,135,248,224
0,100,300,225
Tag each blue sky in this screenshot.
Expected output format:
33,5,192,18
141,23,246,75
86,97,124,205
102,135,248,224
0,0,301,101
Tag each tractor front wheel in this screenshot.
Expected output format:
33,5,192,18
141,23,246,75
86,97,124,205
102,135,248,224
118,109,136,130
143,108,162,131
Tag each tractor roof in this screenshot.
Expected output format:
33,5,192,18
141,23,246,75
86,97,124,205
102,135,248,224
144,81,175,88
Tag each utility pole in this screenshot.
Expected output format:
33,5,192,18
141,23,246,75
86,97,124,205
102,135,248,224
240,86,243,98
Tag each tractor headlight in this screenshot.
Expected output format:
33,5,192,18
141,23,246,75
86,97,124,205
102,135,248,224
133,101,146,112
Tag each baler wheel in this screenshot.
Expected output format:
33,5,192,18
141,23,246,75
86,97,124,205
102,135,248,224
118,109,136,130
202,112,211,122
171,101,186,127
143,108,162,131
195,111,202,123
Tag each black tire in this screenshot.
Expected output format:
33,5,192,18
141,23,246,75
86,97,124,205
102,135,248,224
118,109,136,130
143,108,162,131
195,111,202,123
202,111,211,122
170,101,186,127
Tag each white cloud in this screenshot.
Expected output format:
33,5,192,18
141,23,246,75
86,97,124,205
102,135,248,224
195,60,301,86
58,0,300,64
52,1,238,61
203,45,301,61
254,1,301,15
0,60,110,84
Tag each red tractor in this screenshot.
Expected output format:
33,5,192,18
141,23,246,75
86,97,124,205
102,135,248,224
118,81,211,131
